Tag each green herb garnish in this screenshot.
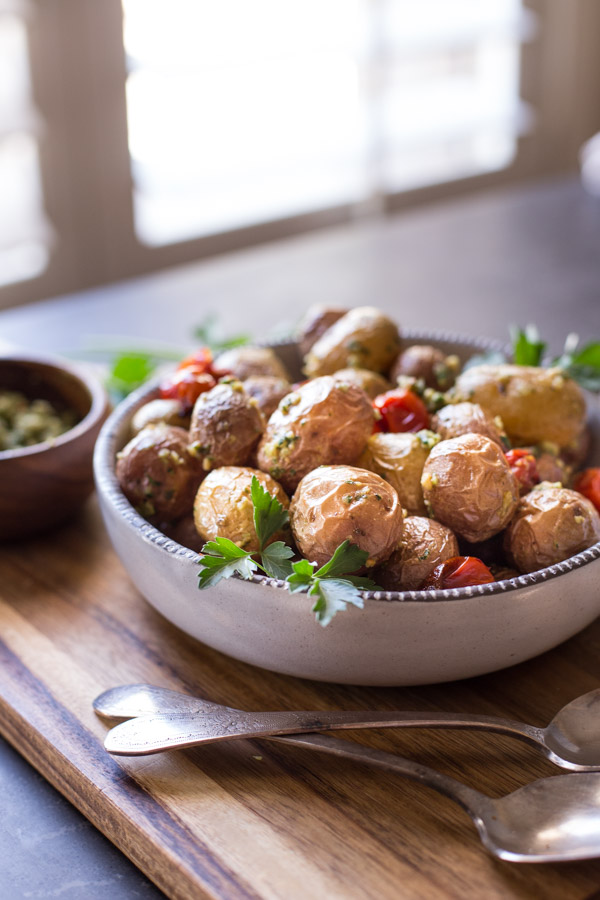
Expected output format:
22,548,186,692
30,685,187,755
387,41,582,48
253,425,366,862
193,312,249,352
106,352,157,401
287,541,379,627
553,334,600,392
511,324,546,366
197,480,379,625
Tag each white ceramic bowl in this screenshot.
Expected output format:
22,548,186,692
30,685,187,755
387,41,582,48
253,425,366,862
93,331,600,685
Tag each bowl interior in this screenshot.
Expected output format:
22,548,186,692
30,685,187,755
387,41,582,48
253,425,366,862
0,358,92,425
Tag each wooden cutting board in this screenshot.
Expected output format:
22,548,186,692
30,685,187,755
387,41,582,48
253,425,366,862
1,498,600,900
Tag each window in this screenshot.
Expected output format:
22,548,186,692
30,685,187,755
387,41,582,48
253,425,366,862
1,0,599,308
0,2,52,288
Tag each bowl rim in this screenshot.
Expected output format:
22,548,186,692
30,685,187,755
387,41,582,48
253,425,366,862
93,328,600,605
0,352,108,459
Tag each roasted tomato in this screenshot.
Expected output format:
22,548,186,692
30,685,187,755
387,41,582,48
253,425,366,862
159,347,223,412
373,389,429,434
573,467,600,513
505,448,540,494
420,556,495,590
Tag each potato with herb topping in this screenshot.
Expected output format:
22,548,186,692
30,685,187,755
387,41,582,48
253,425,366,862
331,367,390,399
452,364,586,448
188,379,265,472
116,424,204,523
290,465,404,568
431,402,506,448
358,430,440,516
213,346,291,381
421,433,520,543
131,398,190,436
304,306,401,377
297,305,347,357
375,516,459,591
194,467,289,553
390,345,459,390
256,376,374,494
504,484,600,573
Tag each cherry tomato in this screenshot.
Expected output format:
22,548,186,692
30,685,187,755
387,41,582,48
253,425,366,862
505,448,540,494
373,389,429,434
176,347,214,372
573,467,600,512
420,556,495,590
159,367,216,411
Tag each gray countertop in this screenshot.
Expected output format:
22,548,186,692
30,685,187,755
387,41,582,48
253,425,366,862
1,175,599,899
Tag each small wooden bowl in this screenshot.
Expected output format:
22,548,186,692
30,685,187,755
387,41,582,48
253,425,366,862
0,354,110,540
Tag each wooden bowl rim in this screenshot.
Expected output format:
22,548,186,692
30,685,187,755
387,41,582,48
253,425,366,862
0,352,108,460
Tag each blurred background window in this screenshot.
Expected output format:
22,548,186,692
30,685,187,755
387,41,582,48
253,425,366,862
1,0,599,308
123,0,533,246
0,1,52,288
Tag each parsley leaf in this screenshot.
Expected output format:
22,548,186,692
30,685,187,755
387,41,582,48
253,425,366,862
309,578,365,627
251,475,289,550
314,540,368,578
106,352,157,401
511,324,546,366
553,336,600,392
285,542,378,626
260,541,294,580
197,537,257,588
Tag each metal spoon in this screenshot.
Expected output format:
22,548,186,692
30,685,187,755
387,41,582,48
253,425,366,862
94,683,600,770
93,685,600,863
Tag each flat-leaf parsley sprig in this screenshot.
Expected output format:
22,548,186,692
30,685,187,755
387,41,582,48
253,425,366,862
197,476,379,625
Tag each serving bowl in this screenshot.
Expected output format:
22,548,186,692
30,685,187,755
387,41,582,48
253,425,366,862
0,353,109,541
93,331,600,685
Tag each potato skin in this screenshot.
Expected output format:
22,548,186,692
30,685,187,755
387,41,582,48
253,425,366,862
213,346,290,381
116,424,203,523
358,430,439,516
332,367,391,399
390,345,458,390
188,380,265,471
290,465,404,568
421,433,520,543
130,398,190,435
375,517,459,591
453,364,586,447
194,467,289,553
503,485,600,573
256,376,374,494
297,305,347,357
431,402,505,447
304,306,401,377
242,376,291,419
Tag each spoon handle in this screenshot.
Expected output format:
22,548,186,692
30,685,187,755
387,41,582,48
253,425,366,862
102,706,544,756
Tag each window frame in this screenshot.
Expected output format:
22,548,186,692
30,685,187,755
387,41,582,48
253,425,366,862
1,0,599,311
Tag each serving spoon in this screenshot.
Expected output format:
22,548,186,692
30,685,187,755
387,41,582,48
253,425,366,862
94,684,600,863
94,683,600,770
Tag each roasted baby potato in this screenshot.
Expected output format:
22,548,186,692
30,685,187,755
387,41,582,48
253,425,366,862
130,398,190,436
452,364,586,448
213,346,291,381
289,464,404,568
304,306,401,377
504,485,600,573
390,345,459,390
358,430,440,516
331,367,391,399
431,402,506,447
188,380,265,471
242,376,291,420
256,376,374,494
194,466,289,553
297,305,347,357
375,516,459,591
116,424,204,523
421,433,520,543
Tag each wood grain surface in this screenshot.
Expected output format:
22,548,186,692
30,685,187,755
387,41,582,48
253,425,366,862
1,498,600,900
